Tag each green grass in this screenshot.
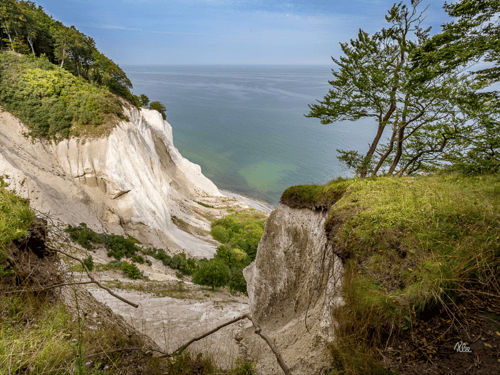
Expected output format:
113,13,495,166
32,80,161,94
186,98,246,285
0,291,257,374
0,52,124,141
280,176,353,209
282,173,500,373
0,176,35,276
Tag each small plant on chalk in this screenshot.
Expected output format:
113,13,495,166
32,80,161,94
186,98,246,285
83,255,94,272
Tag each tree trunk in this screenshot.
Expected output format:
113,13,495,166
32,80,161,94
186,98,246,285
388,98,408,175
27,36,35,55
3,23,13,51
372,113,399,176
360,101,397,178
60,48,65,68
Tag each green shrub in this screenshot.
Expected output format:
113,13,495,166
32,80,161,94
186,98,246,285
82,255,94,272
107,260,122,268
141,248,197,275
228,268,247,294
210,214,265,263
211,225,230,243
213,245,245,269
192,260,230,290
149,101,167,120
120,261,141,280
233,358,256,375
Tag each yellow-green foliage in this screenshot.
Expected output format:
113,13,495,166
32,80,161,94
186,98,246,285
0,52,123,141
283,174,500,373
0,177,35,254
210,212,265,261
330,174,500,321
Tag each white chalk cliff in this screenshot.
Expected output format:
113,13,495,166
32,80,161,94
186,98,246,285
243,204,344,374
0,105,226,257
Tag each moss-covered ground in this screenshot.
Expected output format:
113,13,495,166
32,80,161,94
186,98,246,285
281,173,500,374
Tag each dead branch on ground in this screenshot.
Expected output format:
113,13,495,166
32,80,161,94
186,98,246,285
159,313,292,375
46,245,139,308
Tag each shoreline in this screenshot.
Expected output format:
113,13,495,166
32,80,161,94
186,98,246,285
219,189,276,215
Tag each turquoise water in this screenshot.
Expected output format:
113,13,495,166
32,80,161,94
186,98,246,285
122,65,375,206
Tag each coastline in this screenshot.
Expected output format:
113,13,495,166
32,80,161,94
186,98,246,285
219,189,276,215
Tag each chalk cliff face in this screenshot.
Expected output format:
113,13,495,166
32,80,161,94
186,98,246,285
0,105,224,257
243,204,344,374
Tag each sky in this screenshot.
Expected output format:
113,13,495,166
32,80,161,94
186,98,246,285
35,0,453,65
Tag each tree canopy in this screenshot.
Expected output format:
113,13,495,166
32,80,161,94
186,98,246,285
307,0,499,176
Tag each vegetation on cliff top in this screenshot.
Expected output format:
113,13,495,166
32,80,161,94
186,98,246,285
300,1,500,368
0,0,167,140
281,172,500,373
0,52,125,140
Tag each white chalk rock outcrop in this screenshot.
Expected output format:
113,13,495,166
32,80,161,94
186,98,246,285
243,204,344,375
0,105,222,257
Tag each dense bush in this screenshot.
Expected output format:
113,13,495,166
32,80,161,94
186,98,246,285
210,215,264,262
228,267,248,294
191,245,249,293
82,255,94,272
149,101,167,120
192,259,230,290
141,248,197,275
202,214,266,294
65,214,264,291
0,53,124,140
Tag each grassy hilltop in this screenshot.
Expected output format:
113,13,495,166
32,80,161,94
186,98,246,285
282,173,500,373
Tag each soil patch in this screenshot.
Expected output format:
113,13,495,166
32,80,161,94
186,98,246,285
383,288,500,374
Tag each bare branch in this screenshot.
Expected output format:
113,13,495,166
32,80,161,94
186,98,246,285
0,281,94,294
158,313,292,375
46,245,140,309
171,315,249,356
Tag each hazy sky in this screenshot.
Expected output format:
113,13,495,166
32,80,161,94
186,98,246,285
36,0,451,65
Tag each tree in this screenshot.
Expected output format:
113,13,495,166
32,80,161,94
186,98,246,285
409,0,500,174
411,0,500,85
51,23,77,68
192,259,229,290
0,0,28,53
306,0,476,177
138,94,150,107
149,101,167,120
90,50,133,97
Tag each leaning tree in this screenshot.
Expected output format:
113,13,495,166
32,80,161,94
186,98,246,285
306,0,482,177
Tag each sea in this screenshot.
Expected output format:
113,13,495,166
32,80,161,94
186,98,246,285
122,65,375,207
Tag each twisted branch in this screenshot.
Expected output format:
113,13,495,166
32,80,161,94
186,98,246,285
46,245,139,308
